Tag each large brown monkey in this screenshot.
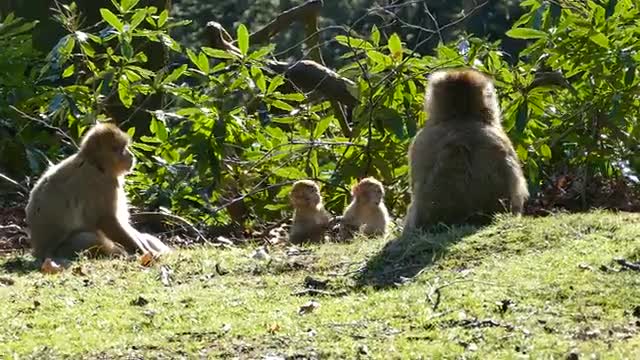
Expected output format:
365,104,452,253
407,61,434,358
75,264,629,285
339,177,390,241
403,68,529,234
25,123,171,262
288,180,331,244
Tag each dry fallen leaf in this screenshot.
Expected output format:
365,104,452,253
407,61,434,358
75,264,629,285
72,265,88,276
41,258,63,274
298,300,320,315
267,323,280,334
139,252,155,267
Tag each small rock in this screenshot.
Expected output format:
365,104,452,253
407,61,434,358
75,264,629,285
130,296,149,306
251,246,271,261
298,300,320,315
221,323,232,333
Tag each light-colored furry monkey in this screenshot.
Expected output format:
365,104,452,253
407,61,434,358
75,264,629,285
339,177,389,240
288,180,330,244
26,123,171,262
403,68,529,234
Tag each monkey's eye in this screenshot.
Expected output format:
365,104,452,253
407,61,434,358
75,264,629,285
112,145,121,153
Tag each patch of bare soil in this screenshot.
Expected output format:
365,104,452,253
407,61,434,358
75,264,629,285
0,206,29,254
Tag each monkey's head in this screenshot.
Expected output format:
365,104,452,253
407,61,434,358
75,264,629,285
353,177,385,205
290,180,322,209
425,68,500,124
79,122,135,177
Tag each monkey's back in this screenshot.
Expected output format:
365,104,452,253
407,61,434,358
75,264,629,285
25,155,118,257
407,120,525,228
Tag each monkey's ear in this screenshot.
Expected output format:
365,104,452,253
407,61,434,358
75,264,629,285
351,182,360,196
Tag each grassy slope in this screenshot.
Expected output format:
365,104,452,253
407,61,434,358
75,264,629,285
1,211,640,359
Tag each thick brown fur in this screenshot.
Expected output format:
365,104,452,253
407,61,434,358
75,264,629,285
403,68,529,234
25,122,171,262
339,177,390,241
288,180,330,244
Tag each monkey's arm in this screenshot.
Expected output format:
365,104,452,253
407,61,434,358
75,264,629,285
97,215,148,254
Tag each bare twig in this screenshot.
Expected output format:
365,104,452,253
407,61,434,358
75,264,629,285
0,173,29,194
614,258,640,272
250,0,323,45
427,279,496,311
292,288,348,297
131,211,207,243
10,105,78,149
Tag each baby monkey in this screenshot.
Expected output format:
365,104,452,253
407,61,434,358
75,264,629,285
339,177,390,241
288,180,330,244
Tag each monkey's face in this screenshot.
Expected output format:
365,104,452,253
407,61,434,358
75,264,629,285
290,185,321,209
80,123,135,177
111,144,135,175
95,139,135,177
354,182,384,205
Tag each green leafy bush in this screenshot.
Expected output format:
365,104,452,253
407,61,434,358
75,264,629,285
3,0,639,230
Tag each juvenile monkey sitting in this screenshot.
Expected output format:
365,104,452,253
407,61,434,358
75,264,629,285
25,122,171,263
339,177,390,241
288,180,331,244
402,68,529,234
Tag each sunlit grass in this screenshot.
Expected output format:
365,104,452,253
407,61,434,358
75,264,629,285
1,211,639,358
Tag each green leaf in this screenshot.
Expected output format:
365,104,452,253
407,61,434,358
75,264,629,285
388,33,403,60
197,51,209,73
202,47,235,59
121,42,133,59
367,50,391,65
313,116,334,138
162,64,187,84
589,32,610,49
267,75,286,94
130,9,146,30
334,35,373,49
151,118,168,141
237,24,249,55
251,66,266,93
186,49,199,70
371,25,380,46
118,78,133,108
532,3,546,29
273,167,307,179
540,144,552,159
273,93,305,102
377,107,406,139
270,100,294,111
100,8,124,32
516,144,528,161
62,64,75,78
122,0,141,12
158,9,169,27
506,28,547,39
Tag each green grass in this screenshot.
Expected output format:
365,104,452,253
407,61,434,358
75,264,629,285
1,211,640,359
